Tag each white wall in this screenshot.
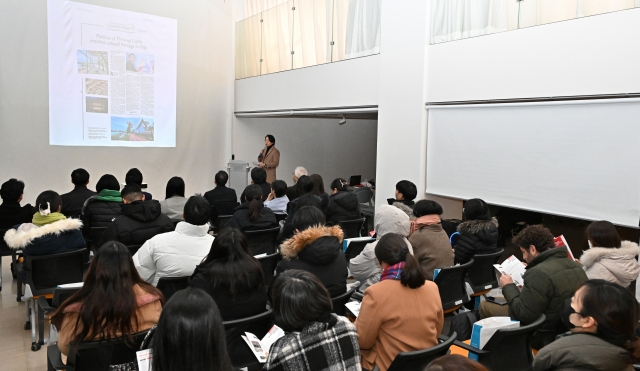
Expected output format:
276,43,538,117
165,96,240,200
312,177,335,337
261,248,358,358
234,55,380,112
0,0,234,201
427,7,640,102
233,117,378,189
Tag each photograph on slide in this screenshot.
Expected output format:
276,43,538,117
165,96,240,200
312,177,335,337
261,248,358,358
126,52,155,74
86,97,108,113
111,116,154,142
85,78,108,95
77,50,109,75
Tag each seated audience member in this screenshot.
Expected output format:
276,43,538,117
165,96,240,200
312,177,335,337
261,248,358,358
190,228,267,320
100,184,174,247
533,280,640,371
426,355,489,371
479,225,587,348
264,270,360,371
356,233,444,371
240,167,271,203
286,166,308,201
203,170,238,219
277,193,323,244
325,178,360,225
350,205,411,286
310,174,330,211
579,220,640,288
285,175,320,223
159,176,188,221
264,179,289,214
4,191,85,258
453,198,499,264
60,168,96,219
134,195,213,286
408,200,454,280
277,206,348,297
125,167,152,200
226,184,278,232
152,288,233,371
51,241,162,357
81,174,122,235
387,180,417,218
0,178,33,229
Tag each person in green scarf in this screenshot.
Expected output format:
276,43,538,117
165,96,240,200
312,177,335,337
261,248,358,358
81,174,123,241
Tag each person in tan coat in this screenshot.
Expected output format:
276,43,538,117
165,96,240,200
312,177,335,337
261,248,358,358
408,200,454,280
52,241,163,357
258,134,280,183
356,233,444,371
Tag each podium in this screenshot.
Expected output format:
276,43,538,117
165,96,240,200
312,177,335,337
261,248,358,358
227,160,249,195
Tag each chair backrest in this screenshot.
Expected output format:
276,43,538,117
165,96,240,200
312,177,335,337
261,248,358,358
223,310,273,369
244,226,280,256
331,285,358,316
156,276,190,301
466,249,504,293
212,201,240,222
256,252,281,287
481,314,546,371
25,249,88,294
66,330,149,371
337,218,366,239
52,287,82,307
126,245,142,256
0,228,12,256
344,238,375,264
433,259,474,311
215,215,233,231
353,187,373,205
387,332,457,371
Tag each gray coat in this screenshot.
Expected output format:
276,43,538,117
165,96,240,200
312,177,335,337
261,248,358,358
408,223,454,280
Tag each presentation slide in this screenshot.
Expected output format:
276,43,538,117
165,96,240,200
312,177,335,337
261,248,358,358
47,0,177,147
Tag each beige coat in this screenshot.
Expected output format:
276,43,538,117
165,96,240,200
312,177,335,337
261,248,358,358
356,280,444,371
408,224,454,280
258,146,280,183
580,241,640,288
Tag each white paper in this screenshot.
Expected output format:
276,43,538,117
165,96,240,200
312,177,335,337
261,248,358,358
57,282,84,288
471,317,519,349
260,325,285,353
242,333,268,363
494,255,526,286
136,349,152,371
345,301,361,317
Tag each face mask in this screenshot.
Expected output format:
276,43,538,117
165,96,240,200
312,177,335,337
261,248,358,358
560,299,584,330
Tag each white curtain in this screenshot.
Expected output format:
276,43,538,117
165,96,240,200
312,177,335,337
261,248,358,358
430,0,510,44
344,0,381,59
243,0,289,19
292,0,333,68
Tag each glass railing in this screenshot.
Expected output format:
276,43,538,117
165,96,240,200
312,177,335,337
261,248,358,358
236,0,381,79
431,0,640,44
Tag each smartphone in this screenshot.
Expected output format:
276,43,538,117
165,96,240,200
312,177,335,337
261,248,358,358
485,296,508,306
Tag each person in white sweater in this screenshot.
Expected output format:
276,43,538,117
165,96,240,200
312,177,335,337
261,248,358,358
134,195,214,286
579,220,640,288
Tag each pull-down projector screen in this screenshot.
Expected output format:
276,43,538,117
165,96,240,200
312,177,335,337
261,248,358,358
426,99,640,228
47,0,177,147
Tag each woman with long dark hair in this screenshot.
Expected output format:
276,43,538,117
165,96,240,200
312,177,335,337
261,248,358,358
309,174,329,211
226,184,277,232
159,176,187,221
51,241,163,356
533,279,640,371
152,287,233,371
356,233,443,371
325,177,360,225
190,228,267,320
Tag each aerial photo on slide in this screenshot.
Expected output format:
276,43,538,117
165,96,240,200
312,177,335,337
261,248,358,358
111,116,154,141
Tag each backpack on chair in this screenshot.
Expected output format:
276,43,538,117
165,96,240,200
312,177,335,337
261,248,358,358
449,310,480,341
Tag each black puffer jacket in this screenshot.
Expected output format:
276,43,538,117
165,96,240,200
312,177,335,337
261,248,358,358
454,218,499,264
81,197,122,236
226,201,278,232
276,225,348,297
325,191,360,225
99,200,174,247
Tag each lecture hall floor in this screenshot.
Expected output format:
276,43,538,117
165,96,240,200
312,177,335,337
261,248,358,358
1,257,46,371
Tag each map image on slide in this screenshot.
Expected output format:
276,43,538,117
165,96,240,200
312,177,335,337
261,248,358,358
111,116,154,142
126,52,155,74
77,50,109,75
85,78,108,95
86,97,108,113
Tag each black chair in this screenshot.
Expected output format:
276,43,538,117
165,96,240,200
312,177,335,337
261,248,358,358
18,249,88,350
36,287,82,351
256,252,281,287
331,284,358,316
433,259,473,314
452,314,546,371
344,238,375,264
384,332,457,371
338,218,366,238
213,215,233,234
87,226,107,252
466,249,503,295
126,245,142,256
212,201,239,224
48,329,150,371
156,276,190,301
223,310,273,371
244,226,280,256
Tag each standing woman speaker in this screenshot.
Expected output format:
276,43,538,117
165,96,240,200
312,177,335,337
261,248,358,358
258,134,280,183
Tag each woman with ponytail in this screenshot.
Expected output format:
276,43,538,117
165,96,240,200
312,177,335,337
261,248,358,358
325,178,360,225
356,233,444,371
533,279,640,371
226,184,277,232
4,190,85,258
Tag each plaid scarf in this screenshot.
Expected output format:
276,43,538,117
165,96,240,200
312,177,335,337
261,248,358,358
380,261,405,282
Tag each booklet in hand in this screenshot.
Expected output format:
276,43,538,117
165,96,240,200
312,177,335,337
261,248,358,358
345,301,361,318
493,255,526,286
242,325,285,363
553,235,575,260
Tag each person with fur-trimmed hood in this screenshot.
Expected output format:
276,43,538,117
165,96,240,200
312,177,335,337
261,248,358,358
453,198,499,265
4,190,85,258
579,220,640,288
276,206,348,297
